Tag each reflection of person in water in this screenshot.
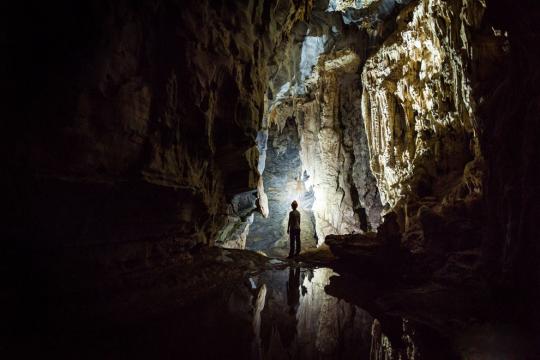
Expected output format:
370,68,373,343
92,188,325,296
287,200,301,258
287,267,301,314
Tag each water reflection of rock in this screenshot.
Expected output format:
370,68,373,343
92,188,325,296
254,267,373,359
35,247,452,359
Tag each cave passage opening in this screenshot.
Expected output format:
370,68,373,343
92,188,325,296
246,117,319,257
241,1,388,256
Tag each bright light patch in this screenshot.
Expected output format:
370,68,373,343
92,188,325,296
286,178,306,206
326,0,363,12
298,35,327,94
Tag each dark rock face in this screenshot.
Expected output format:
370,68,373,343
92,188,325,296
5,0,310,276
476,0,540,322
325,212,400,272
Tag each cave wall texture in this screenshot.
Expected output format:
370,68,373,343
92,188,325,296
361,0,484,254
477,0,540,319
266,2,385,244
359,0,540,320
4,0,540,333
5,0,311,282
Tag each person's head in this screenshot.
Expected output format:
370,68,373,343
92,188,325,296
291,200,298,210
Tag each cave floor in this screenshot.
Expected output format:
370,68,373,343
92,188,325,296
257,236,321,259
9,247,539,359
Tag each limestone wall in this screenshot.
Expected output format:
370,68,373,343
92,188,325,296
361,0,486,249
5,0,311,282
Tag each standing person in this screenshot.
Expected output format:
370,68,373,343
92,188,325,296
287,201,301,258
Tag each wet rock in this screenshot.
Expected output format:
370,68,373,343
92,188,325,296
326,232,382,259
326,211,401,269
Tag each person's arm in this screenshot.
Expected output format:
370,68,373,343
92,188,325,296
287,212,291,234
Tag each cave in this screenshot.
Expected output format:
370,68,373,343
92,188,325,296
4,0,540,358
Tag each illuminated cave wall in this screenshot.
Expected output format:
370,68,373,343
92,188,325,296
361,0,485,253
246,118,317,255
258,1,389,245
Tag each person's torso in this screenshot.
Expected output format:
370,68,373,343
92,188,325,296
289,210,301,230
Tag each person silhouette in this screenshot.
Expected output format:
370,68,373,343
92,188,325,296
287,200,301,258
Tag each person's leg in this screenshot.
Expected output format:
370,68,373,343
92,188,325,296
296,230,301,255
294,229,301,256
289,232,295,258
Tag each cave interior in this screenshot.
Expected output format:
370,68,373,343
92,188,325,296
4,0,540,358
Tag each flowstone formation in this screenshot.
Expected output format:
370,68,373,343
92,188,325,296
297,48,384,239
263,1,385,246
361,0,485,252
